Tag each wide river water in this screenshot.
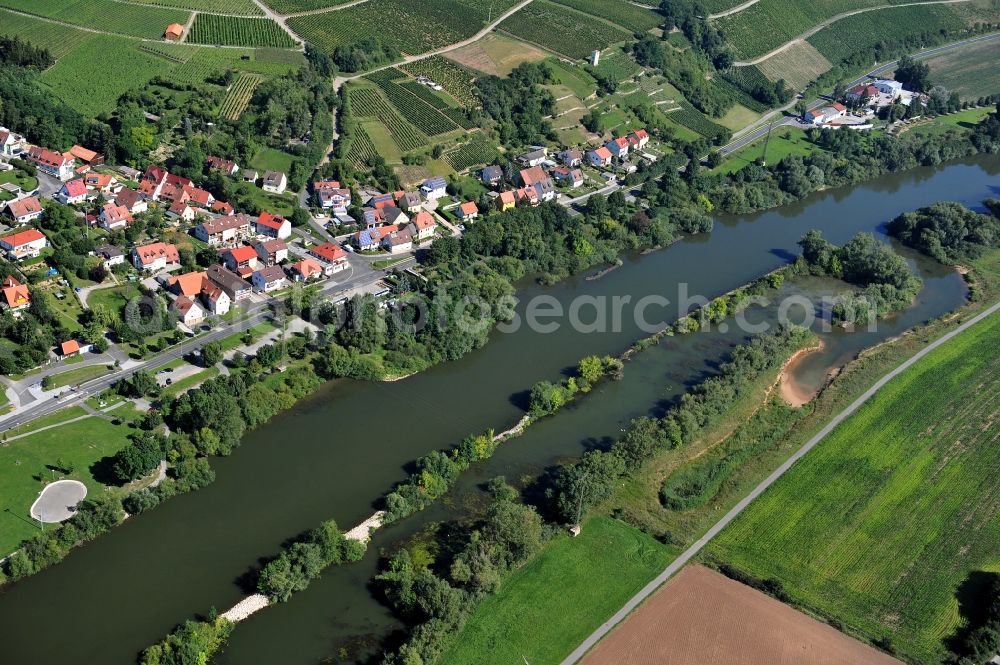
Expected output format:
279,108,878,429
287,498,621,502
0,156,997,664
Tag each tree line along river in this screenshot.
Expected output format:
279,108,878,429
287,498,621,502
0,155,997,665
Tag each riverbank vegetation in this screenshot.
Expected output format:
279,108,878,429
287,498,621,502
887,199,1000,263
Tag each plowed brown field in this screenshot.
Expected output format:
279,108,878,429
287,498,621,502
581,565,903,665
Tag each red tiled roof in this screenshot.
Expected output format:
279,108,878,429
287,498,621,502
224,246,257,263
63,179,87,198
6,197,43,221
168,271,208,297
292,258,323,279
134,242,179,266
309,242,347,263
69,145,98,163
256,210,287,231
2,227,45,246
593,147,613,160
412,210,436,229
60,340,80,355
458,202,478,216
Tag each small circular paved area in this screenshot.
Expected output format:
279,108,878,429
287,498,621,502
29,480,87,523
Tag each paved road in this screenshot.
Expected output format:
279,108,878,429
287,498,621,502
559,300,1000,665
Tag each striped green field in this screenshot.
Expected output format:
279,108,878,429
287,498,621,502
0,9,94,59
128,0,263,15
0,0,190,40
711,309,1000,663
548,0,663,33
187,14,298,47
498,0,631,60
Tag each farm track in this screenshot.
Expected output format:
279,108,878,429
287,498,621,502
731,0,972,65
708,0,761,19
560,298,1000,665
280,0,369,17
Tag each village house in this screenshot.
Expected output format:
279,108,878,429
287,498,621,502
628,129,650,150
255,211,291,240
517,148,547,167
606,137,631,159
370,192,395,209
410,210,438,239
115,188,148,215
497,190,517,212
185,186,215,209
262,170,287,194
133,241,180,272
289,258,324,282
84,172,121,196
221,245,259,277
362,207,386,228
805,102,848,125
587,146,613,168
353,226,386,252
211,200,234,216
251,265,287,293
194,214,253,247
315,180,350,212
168,201,197,223
516,186,540,207
99,202,133,231
116,165,141,182
875,79,904,96
309,242,350,273
168,271,208,298
552,167,584,188
455,202,478,223
0,227,46,260
0,127,26,157
27,146,75,181
251,238,288,266
164,22,185,41
519,166,555,202
205,155,239,176
1,275,30,315
242,169,259,183
170,295,204,327
60,339,84,357
381,228,413,254
206,264,251,301
559,148,584,168
69,145,103,167
56,178,89,205
846,83,879,105
4,196,44,225
420,176,447,201
383,205,410,227
95,244,125,269
396,191,423,213
200,281,230,316
480,165,503,188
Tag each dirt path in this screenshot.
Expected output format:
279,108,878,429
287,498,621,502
732,0,971,66
708,0,761,19
250,0,305,49
281,0,369,17
180,10,197,43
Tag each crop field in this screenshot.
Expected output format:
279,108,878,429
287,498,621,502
349,86,428,151
715,0,953,60
924,38,1000,100
549,0,664,33
807,4,965,63
188,14,298,47
755,41,833,90
289,0,520,58
346,125,379,167
129,0,263,14
593,48,644,83
400,81,451,110
445,136,500,171
700,0,752,12
714,72,771,112
39,36,174,117
0,10,94,59
365,70,460,136
438,517,673,665
711,311,1000,663
166,47,303,84
220,72,264,120
671,99,730,139
401,56,481,108
0,0,190,40
498,0,631,60
260,0,356,12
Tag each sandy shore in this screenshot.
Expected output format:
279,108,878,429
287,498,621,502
779,341,825,407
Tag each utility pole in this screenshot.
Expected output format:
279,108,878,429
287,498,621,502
760,120,775,167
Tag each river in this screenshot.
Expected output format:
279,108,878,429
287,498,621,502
0,156,996,665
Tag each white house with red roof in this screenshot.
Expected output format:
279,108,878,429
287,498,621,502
133,242,180,272
628,129,650,150
587,146,613,168
255,211,291,240
221,245,258,276
289,258,324,282
4,196,44,225
314,180,350,212
56,178,89,205
308,242,350,273
205,155,239,176
606,136,631,159
84,172,121,196
0,227,47,260
27,146,74,180
409,210,439,239
200,281,231,316
454,202,478,224
99,203,133,231
170,295,204,327
1,275,30,315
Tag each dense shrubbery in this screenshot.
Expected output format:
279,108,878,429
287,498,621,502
528,355,623,417
798,231,922,325
888,200,1000,263
257,519,366,602
474,62,556,148
139,616,233,665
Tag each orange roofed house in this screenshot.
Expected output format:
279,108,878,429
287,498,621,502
132,242,180,273
0,227,47,261
164,23,184,41
1,276,30,315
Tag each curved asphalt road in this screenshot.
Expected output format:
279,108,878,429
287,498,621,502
560,299,1000,664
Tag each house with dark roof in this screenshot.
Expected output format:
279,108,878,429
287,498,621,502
0,127,26,158
262,171,287,194
251,265,287,293
194,214,253,247
170,295,204,326
205,155,239,176
559,149,583,168
420,176,447,200
115,188,148,215
206,264,251,301
552,167,584,188
4,196,44,225
517,148,547,167
95,244,125,268
480,165,503,188
381,228,413,254
251,238,288,266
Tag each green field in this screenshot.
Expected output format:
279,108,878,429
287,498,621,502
166,46,304,84
0,9,94,59
250,147,296,174
260,0,356,11
925,37,1000,100
548,0,663,33
714,127,821,174
0,0,190,40
438,517,673,665
349,85,429,152
43,364,112,391
754,41,833,90
130,0,263,15
0,414,137,554
498,0,631,60
592,48,644,83
711,310,1000,663
39,36,175,117
400,56,480,108
188,14,298,47
220,72,264,120
906,106,995,139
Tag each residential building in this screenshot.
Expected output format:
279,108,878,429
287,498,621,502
455,202,478,223
95,244,125,269
587,147,613,168
309,242,350,272
0,276,30,315
242,169,259,183
206,264,251,301
517,148,547,167
396,191,422,213
251,238,288,266
606,137,631,158
132,241,180,272
205,155,239,176
363,207,386,228
115,188,148,215
289,258,324,282
255,211,291,240
0,127,26,157
846,84,879,104
410,210,438,239
185,186,215,209
211,200,234,215
806,103,848,125
251,265,287,293
874,79,904,96
60,340,82,357
4,196,44,225
480,165,503,187
383,205,410,227
381,228,413,254
520,166,555,201
628,129,650,150
420,176,447,200
200,281,230,316
0,227,46,260
27,146,74,180
315,180,350,212
168,201,196,222
516,186,539,207
221,245,258,276
99,202,133,231
352,226,385,251
370,193,395,209
116,165,141,181
168,271,208,298
56,178,88,205
69,145,103,166
170,295,204,326
262,170,287,194
194,214,253,247
559,148,584,168
84,172,120,195
552,167,584,188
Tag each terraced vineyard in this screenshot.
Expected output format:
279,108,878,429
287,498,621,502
402,56,481,108
220,72,264,120
671,100,730,140
807,4,966,64
711,311,1000,664
167,47,303,84
346,125,379,167
717,67,773,112
0,9,94,59
445,136,500,171
188,14,298,48
499,0,631,59
754,41,833,90
0,0,190,40
130,0,263,14
592,48,643,83
365,70,459,136
549,0,663,33
348,86,428,151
